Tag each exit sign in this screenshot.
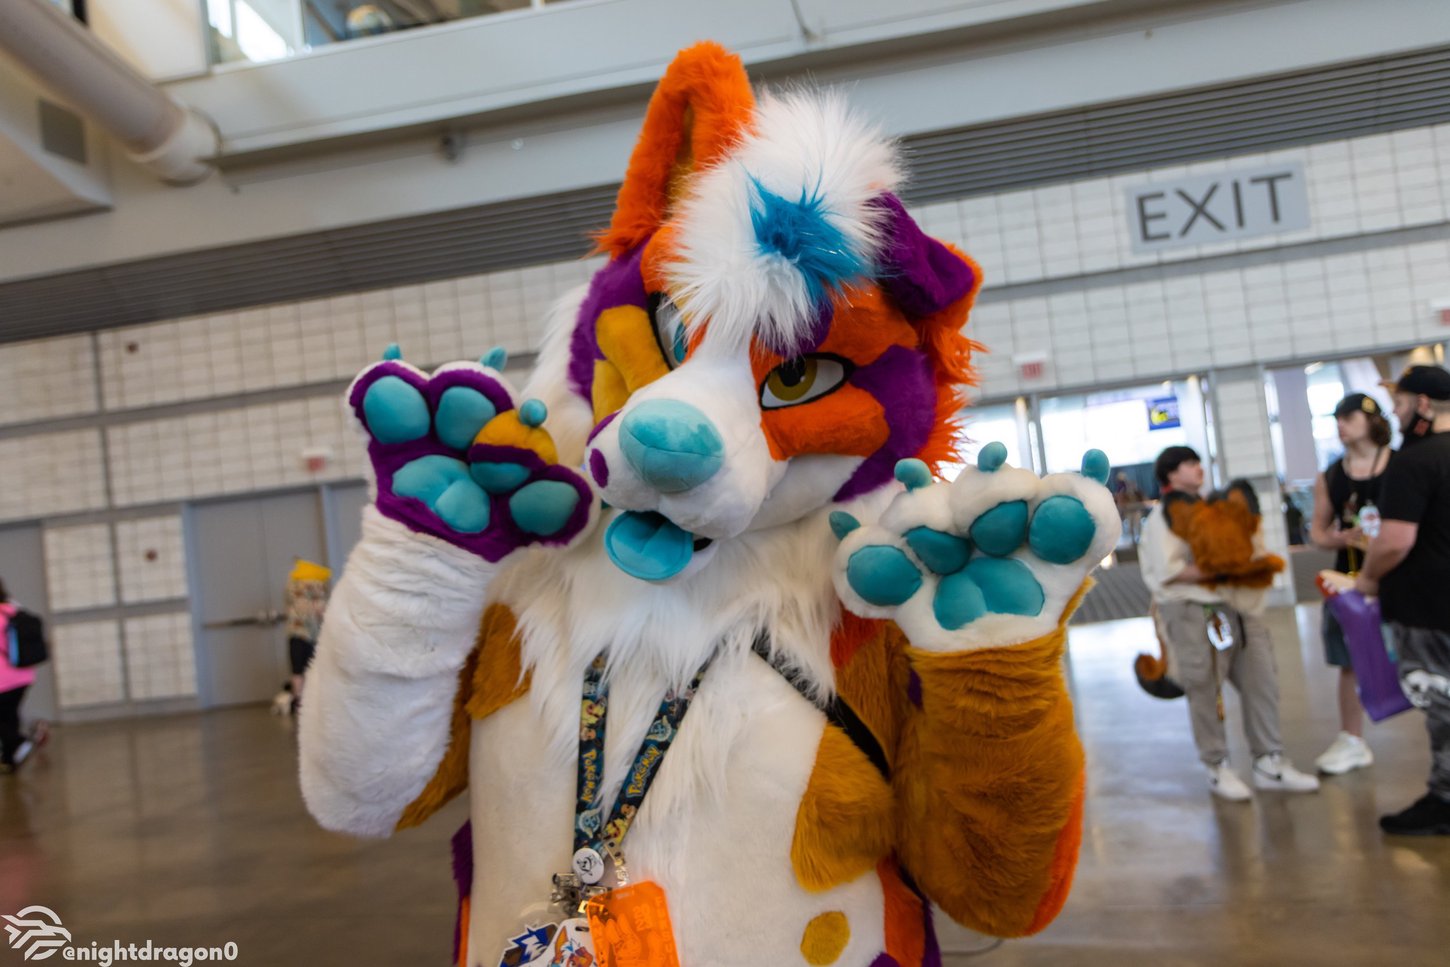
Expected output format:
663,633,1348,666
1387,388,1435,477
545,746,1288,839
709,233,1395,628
1125,163,1309,254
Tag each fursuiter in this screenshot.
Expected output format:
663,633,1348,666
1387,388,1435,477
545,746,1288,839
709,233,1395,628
299,42,1121,967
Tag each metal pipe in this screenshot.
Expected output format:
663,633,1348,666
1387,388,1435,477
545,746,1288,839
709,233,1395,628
0,0,218,184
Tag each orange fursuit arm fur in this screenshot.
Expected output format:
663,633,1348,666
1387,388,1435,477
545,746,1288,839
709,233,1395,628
892,589,1088,938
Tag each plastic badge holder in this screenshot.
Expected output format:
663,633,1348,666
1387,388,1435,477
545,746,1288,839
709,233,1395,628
585,881,679,967
1327,590,1412,722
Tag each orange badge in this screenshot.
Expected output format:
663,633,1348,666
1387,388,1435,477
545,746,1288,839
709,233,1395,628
584,881,679,967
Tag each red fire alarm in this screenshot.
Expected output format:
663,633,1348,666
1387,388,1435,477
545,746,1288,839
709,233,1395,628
1015,353,1049,383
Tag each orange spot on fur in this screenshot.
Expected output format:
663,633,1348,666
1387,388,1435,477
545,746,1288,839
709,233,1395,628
791,728,895,892
1026,769,1086,934
597,43,756,258
800,911,851,965
397,604,532,831
878,857,926,967
457,896,471,967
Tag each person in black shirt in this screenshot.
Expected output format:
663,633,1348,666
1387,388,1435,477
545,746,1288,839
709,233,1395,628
1310,393,1392,775
1356,364,1450,835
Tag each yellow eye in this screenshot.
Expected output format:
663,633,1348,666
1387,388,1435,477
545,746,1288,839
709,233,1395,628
761,356,850,409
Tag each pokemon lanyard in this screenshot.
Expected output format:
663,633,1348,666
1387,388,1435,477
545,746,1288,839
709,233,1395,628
565,651,714,895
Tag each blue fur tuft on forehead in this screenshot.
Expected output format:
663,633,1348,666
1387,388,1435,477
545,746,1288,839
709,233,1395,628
749,177,867,306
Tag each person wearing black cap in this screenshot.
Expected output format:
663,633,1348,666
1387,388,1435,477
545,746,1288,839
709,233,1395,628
1308,393,1393,775
1356,364,1450,835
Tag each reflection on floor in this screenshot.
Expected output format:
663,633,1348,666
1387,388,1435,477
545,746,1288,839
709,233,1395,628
2,606,1446,966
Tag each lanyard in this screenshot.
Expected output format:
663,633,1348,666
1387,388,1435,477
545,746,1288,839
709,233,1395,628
569,652,712,886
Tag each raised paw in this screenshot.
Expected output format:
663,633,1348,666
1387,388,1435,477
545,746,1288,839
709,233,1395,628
832,445,1118,650
348,346,594,561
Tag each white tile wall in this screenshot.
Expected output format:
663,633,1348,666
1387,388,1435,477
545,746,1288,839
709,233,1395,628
971,238,1450,398
52,619,125,708
93,257,607,413
122,612,196,701
0,429,108,522
43,523,116,611
105,394,368,506
115,515,188,603
0,335,98,427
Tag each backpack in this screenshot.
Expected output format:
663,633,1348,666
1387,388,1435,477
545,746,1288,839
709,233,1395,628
6,609,48,669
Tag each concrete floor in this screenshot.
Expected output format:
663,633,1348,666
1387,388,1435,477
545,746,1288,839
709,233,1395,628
3,606,1447,966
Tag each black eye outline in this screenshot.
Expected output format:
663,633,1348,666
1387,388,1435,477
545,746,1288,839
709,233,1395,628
759,353,854,410
646,292,689,370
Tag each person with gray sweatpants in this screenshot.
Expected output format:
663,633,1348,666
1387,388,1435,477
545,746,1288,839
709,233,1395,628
1139,446,1319,801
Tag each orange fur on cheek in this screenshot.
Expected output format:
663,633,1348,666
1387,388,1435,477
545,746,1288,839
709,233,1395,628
760,385,889,461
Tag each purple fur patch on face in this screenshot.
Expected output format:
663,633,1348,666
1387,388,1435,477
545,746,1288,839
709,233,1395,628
870,193,976,319
589,449,609,487
450,820,472,963
907,668,923,708
833,345,936,501
568,244,650,401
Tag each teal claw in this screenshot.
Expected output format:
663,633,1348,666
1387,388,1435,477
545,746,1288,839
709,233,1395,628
977,442,1008,473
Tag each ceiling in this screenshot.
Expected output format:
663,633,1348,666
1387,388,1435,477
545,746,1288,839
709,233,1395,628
2,43,1449,344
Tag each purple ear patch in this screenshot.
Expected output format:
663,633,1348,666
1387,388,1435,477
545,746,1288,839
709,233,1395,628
870,193,976,319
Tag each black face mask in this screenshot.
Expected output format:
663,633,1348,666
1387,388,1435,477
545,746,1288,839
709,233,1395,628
1401,410,1435,447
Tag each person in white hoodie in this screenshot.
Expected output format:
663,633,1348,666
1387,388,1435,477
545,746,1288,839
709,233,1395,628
1138,447,1319,801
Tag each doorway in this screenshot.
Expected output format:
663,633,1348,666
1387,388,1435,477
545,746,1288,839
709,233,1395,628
187,491,327,707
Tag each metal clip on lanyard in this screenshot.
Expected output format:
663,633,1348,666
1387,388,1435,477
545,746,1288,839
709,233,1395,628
561,652,712,907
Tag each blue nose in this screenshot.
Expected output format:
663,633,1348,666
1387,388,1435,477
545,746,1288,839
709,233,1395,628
619,400,724,493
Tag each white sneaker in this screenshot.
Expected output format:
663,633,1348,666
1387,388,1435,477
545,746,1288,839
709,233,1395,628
1252,753,1320,792
11,739,33,767
1315,732,1374,775
1206,761,1252,801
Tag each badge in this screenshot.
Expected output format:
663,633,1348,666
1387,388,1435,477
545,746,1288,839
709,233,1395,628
498,916,595,967
585,881,679,967
573,846,606,885
1207,610,1235,652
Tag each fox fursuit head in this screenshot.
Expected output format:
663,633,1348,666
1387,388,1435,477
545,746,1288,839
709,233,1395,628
299,41,1119,967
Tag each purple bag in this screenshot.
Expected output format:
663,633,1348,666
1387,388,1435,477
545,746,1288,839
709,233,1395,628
1328,590,1412,722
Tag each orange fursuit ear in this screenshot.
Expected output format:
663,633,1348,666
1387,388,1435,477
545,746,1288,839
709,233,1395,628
597,42,756,257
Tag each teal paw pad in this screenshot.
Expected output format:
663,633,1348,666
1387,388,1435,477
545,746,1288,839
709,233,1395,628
394,456,490,533
905,526,972,575
1028,495,1098,565
434,387,498,451
470,461,533,494
934,570,988,630
969,500,1028,557
509,480,580,536
846,545,922,607
964,557,1044,616
363,376,431,444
